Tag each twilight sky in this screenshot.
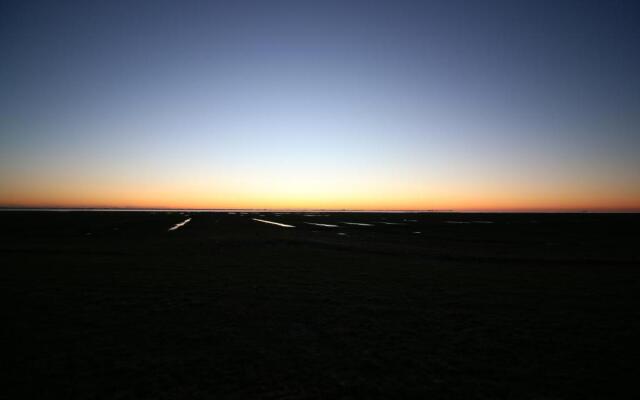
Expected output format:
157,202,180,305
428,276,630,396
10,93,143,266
1,0,639,211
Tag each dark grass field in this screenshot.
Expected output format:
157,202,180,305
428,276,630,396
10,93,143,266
2,211,639,399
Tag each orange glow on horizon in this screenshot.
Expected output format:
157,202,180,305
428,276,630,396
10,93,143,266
2,164,639,212
2,186,639,212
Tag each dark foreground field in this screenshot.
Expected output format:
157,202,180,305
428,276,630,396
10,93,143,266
2,211,639,399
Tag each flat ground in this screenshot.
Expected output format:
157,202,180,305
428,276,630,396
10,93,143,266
2,211,639,399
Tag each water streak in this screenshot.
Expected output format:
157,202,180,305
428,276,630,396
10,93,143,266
252,218,295,228
169,218,191,231
305,222,338,227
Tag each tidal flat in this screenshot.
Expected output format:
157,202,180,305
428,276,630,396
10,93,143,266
2,211,639,399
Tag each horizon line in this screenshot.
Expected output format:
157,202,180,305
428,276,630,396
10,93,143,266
1,207,638,214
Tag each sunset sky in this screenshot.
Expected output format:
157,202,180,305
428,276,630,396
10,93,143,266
1,0,639,211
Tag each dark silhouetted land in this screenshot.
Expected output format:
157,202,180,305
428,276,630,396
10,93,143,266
3,211,639,399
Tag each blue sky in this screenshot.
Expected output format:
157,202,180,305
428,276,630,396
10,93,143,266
1,0,639,210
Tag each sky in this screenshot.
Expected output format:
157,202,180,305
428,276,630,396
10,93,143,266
1,0,639,211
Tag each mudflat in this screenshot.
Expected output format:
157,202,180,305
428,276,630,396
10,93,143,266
2,211,639,399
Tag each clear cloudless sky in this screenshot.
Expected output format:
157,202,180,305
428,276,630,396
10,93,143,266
1,0,639,211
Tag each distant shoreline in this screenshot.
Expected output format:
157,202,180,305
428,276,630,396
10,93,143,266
0,208,637,214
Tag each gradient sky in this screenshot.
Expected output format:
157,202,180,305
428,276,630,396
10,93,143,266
1,0,639,211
